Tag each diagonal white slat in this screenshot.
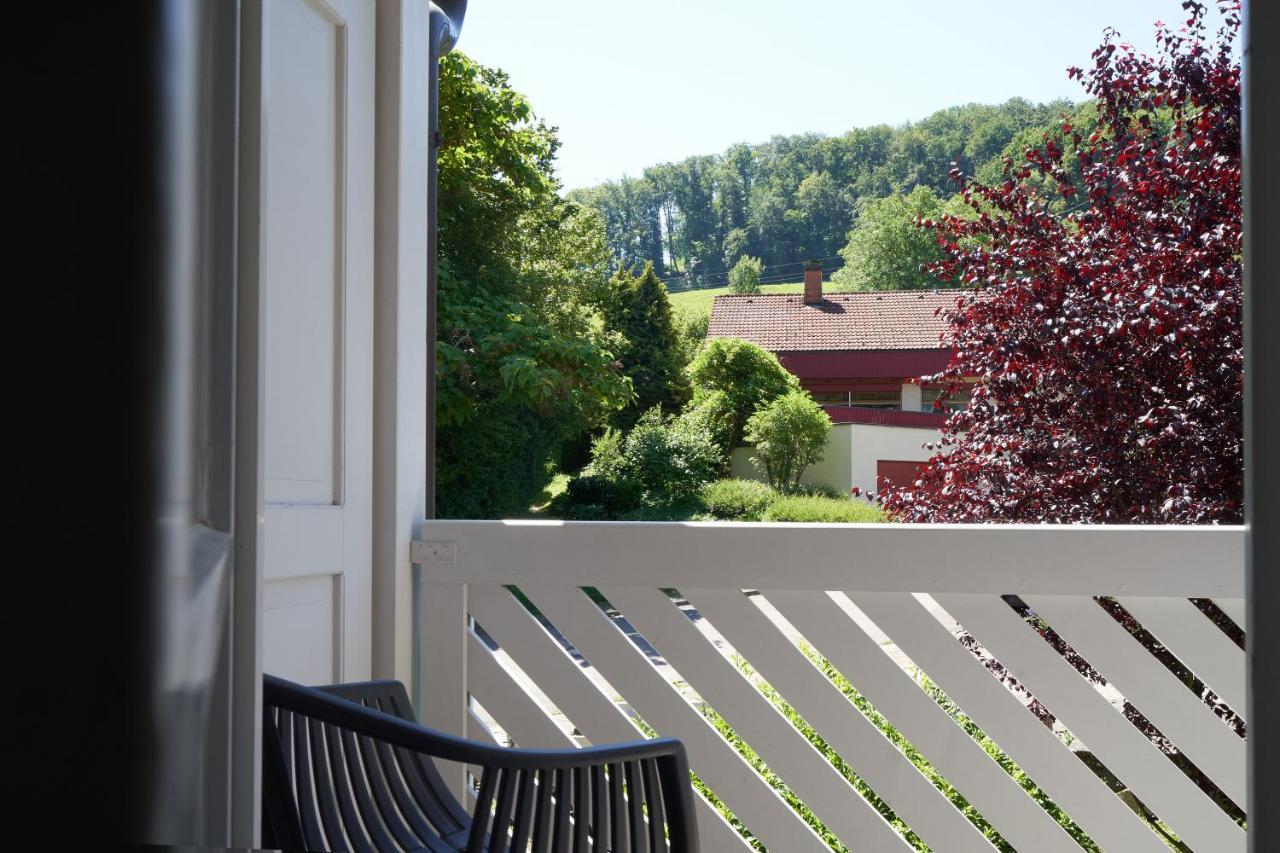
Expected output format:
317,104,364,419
935,594,1245,853
604,586,915,852
1025,595,1246,807
765,590,1080,853
1118,596,1247,719
467,707,500,746
685,587,995,853
848,592,1167,853
466,585,752,851
464,706,499,788
520,583,827,852
1213,598,1246,632
468,629,576,749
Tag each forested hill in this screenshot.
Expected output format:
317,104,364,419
567,98,1080,289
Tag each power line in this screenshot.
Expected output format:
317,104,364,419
658,255,845,289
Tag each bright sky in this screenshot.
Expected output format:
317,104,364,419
459,0,1225,192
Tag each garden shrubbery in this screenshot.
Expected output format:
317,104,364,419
700,479,777,521
761,494,888,523
548,337,872,521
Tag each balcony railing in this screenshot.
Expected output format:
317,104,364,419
415,521,1246,851
822,405,949,429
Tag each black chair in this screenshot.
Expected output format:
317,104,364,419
263,674,700,852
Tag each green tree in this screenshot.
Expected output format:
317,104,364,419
435,53,632,517
687,337,799,450
727,255,763,294
831,186,967,291
745,392,832,492
600,261,691,430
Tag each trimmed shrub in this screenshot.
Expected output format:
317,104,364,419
687,337,800,449
701,479,776,521
762,495,887,523
624,407,722,501
745,391,832,492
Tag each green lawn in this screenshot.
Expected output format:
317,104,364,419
669,279,860,322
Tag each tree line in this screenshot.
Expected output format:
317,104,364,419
568,98,1079,288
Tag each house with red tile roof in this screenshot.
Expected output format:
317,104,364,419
707,260,972,496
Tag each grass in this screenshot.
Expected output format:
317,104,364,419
669,279,865,322
528,471,570,514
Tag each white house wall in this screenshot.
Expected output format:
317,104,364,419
731,422,941,495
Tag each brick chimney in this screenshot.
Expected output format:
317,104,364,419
803,259,823,304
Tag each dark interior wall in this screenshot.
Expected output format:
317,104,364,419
1245,0,1280,842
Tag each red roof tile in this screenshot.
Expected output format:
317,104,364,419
706,289,968,352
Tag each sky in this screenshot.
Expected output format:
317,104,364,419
458,0,1228,192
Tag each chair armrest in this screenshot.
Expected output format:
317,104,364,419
265,673,688,770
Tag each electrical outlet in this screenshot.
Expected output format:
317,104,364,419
412,539,456,565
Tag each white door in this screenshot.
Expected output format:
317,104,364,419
249,0,375,685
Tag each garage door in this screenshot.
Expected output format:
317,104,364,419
877,459,926,492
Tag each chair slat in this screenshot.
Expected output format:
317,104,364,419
573,766,590,853
350,717,431,850
384,690,472,832
643,759,667,853
509,767,539,851
530,767,555,853
491,767,519,852
550,768,571,853
592,763,610,850
293,714,328,851
467,766,498,853
626,761,647,853
363,697,448,847
338,728,400,851
307,719,349,852
322,720,377,853
278,709,295,788
610,762,630,853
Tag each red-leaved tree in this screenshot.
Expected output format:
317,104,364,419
883,0,1243,524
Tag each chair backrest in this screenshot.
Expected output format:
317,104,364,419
262,677,472,851
263,674,698,852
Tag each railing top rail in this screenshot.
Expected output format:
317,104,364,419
416,520,1244,597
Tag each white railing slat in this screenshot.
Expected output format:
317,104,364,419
685,587,995,853
765,590,1080,853
419,520,1244,596
1214,597,1246,631
467,629,577,749
466,585,752,851
603,586,916,852
1119,596,1248,718
849,591,1167,853
935,593,1245,853
520,583,830,852
1024,595,1246,807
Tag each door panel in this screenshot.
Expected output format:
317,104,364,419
251,0,374,685
262,0,344,507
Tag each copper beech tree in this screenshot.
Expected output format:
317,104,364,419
882,1,1243,524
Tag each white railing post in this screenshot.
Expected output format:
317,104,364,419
414,537,469,801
